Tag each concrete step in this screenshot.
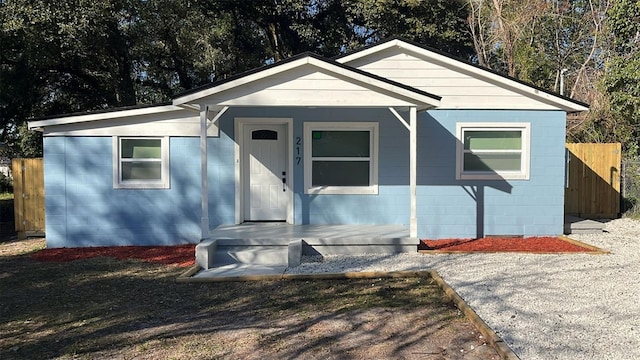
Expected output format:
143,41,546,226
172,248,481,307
564,216,604,234
195,235,420,270
301,237,418,256
212,246,288,266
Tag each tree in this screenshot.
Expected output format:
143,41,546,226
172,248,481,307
467,0,609,95
598,0,640,155
132,0,240,101
344,0,474,58
1,0,476,157
1,0,141,157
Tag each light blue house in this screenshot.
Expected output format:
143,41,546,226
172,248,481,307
29,38,588,249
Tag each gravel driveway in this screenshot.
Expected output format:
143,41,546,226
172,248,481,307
285,218,640,360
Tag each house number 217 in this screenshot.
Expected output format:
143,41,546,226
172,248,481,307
295,137,301,165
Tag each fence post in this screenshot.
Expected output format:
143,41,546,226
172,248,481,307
622,161,626,200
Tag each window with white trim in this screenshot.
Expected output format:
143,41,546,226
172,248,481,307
304,122,378,194
456,123,530,180
113,136,170,189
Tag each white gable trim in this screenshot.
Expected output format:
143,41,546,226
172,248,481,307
27,104,223,137
172,55,440,109
338,39,589,112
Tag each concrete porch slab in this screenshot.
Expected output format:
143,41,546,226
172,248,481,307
196,223,418,271
192,264,287,279
209,223,411,242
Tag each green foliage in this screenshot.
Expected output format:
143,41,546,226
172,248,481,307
0,173,12,194
599,0,640,156
602,57,640,120
513,43,555,89
1,0,139,158
1,0,475,155
343,0,474,58
1,123,42,158
468,0,610,99
607,0,640,53
4,0,640,161
0,176,11,194
1,0,138,112
16,123,43,158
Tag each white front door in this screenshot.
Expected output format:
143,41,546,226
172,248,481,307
243,123,288,221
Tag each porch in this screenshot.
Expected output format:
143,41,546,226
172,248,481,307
195,223,418,273
170,54,442,243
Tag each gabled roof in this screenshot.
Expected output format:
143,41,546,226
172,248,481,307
29,37,588,131
172,52,441,109
337,37,589,112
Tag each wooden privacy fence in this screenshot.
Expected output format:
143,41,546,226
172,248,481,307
565,143,621,218
13,158,45,238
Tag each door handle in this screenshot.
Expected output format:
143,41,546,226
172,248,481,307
282,171,286,192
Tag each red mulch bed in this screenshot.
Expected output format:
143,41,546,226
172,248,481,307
31,244,195,267
28,237,598,267
419,236,596,253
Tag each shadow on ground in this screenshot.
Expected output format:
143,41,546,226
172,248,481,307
0,248,499,359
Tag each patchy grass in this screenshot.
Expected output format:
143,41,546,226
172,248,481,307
0,239,499,359
0,238,45,256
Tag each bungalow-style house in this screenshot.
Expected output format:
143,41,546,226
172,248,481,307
29,38,588,250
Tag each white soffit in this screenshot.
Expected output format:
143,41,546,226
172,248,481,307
172,55,441,109
338,39,589,112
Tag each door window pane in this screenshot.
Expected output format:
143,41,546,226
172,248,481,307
252,130,278,140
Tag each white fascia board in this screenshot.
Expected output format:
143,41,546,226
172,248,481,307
28,105,186,130
340,40,589,112
174,55,440,109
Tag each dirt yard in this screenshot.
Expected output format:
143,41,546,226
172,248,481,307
0,238,500,359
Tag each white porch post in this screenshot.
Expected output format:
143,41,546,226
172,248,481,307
409,107,418,238
200,105,210,240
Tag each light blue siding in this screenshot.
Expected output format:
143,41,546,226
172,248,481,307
45,137,202,247
44,107,566,247
417,110,566,238
221,107,411,226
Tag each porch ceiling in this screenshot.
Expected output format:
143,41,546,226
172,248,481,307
173,53,441,111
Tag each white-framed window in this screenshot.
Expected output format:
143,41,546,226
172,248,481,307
113,136,170,189
456,122,530,180
304,122,378,195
